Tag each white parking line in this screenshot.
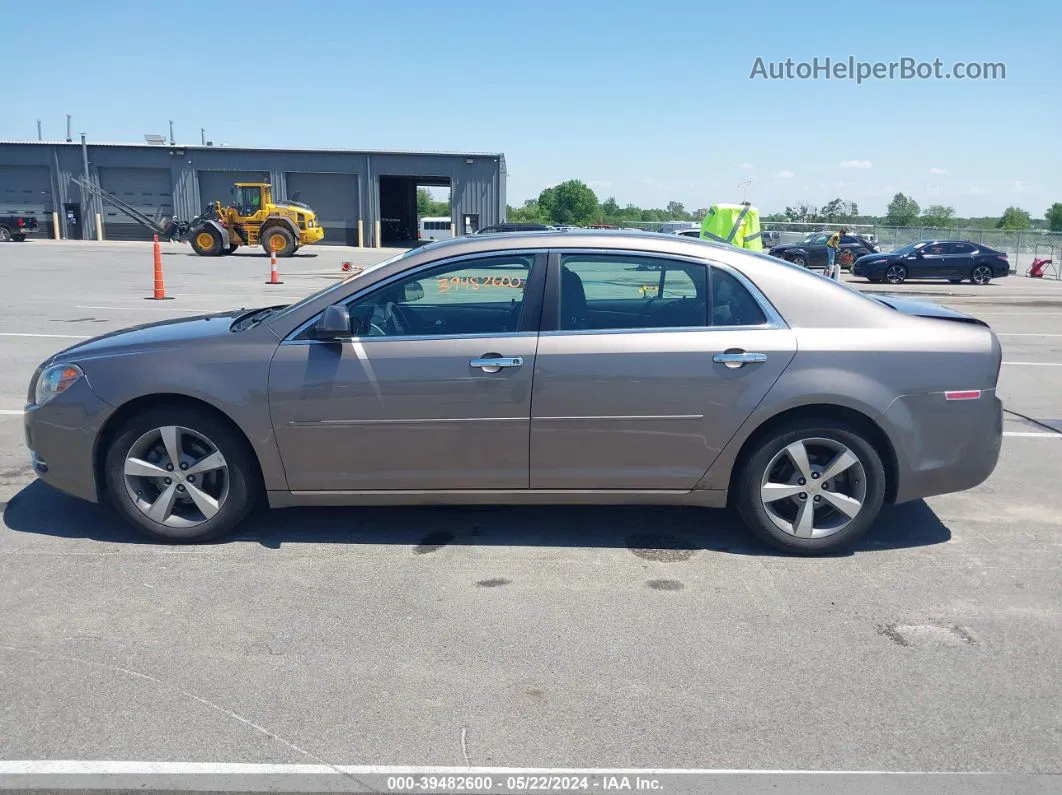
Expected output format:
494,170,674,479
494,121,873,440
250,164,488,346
1002,361,1062,366
0,409,24,416
996,333,1062,337
0,332,91,339
1004,431,1062,438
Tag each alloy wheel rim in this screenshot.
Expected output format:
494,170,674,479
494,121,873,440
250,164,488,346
760,437,867,539
886,265,904,283
123,425,229,529
973,266,991,284
0,228,9,241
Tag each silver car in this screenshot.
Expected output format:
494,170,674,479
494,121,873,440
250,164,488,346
24,232,1002,554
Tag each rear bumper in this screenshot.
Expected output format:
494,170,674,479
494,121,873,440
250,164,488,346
883,390,1002,504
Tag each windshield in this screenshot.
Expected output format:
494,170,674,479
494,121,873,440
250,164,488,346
265,247,426,324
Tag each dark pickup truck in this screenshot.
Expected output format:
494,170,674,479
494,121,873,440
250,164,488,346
0,215,40,242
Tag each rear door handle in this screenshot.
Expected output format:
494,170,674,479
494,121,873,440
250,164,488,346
470,356,523,372
713,351,767,369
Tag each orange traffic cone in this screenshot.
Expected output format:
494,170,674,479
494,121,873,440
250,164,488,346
266,249,283,285
147,235,173,300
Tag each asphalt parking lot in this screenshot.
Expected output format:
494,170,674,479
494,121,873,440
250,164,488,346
1,241,1061,776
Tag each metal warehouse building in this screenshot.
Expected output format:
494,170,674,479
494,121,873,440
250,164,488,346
0,140,506,247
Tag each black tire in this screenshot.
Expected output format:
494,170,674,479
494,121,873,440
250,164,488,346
0,226,11,242
226,244,240,255
103,405,258,543
970,265,993,285
884,264,907,284
789,255,807,268
261,226,296,257
189,226,223,256
734,419,887,555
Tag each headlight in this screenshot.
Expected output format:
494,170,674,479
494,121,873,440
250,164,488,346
34,363,84,406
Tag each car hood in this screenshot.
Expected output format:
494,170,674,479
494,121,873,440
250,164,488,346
868,294,988,326
48,308,274,363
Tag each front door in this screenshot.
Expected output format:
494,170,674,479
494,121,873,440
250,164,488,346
530,252,797,490
268,252,545,491
917,242,948,277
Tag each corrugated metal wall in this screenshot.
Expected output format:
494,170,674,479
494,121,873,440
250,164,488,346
0,142,505,246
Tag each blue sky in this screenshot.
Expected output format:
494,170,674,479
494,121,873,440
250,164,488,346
3,0,1059,217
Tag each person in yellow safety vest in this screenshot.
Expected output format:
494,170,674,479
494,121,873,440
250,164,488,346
699,203,763,251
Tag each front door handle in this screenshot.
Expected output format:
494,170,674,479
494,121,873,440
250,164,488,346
470,356,523,373
713,351,767,369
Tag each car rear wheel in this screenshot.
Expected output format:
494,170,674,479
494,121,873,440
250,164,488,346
971,265,993,285
734,419,886,555
0,226,11,242
885,264,907,284
104,406,258,543
788,255,807,268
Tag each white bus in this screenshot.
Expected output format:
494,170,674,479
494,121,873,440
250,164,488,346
418,216,454,241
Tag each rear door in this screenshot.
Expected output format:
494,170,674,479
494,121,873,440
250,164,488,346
945,241,976,277
529,250,796,490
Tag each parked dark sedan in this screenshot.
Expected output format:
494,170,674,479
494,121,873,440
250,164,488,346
852,241,1010,285
768,233,877,271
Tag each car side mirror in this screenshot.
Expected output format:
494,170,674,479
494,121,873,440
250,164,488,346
401,281,424,302
314,304,352,339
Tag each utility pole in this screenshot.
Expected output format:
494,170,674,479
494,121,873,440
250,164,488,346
201,128,206,146
169,120,175,145
37,120,42,141
81,133,94,240
66,114,72,142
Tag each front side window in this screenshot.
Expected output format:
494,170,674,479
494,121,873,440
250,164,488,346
346,255,533,338
558,254,707,331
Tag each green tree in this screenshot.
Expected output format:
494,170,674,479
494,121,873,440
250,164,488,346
997,206,1032,229
666,200,687,219
921,204,955,228
601,196,620,216
1046,203,1062,232
784,202,819,223
538,180,599,225
508,199,546,223
416,187,432,217
820,198,859,223
885,193,920,226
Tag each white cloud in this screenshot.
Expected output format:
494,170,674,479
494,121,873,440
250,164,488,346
834,181,847,188
929,167,948,175
588,180,612,190
839,160,872,169
1014,180,1031,193
738,162,754,169
969,185,991,195
773,170,794,180
639,177,658,185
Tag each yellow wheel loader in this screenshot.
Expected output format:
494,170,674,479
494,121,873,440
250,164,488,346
187,183,325,257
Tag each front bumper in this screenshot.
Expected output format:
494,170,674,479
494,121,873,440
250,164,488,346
883,390,1002,504
23,377,114,504
302,226,326,245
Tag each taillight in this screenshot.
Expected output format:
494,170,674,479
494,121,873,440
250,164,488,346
16,218,24,227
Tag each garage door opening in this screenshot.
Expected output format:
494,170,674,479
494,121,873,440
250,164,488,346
379,176,451,247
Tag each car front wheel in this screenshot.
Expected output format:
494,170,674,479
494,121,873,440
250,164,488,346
885,264,907,284
788,255,807,268
734,420,886,555
103,406,258,543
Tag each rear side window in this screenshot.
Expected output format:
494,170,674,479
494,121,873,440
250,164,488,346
948,242,975,254
711,269,767,327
